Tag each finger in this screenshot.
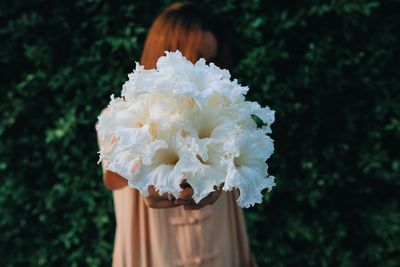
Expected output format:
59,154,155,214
191,191,220,206
176,187,223,208
143,197,181,209
180,180,191,189
178,187,194,200
207,190,222,204
148,186,174,201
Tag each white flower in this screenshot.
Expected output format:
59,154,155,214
131,130,199,198
121,63,159,100
184,141,226,203
222,129,275,208
97,50,276,208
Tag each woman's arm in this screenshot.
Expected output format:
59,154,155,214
103,169,128,190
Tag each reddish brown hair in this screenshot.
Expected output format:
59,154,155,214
140,2,229,69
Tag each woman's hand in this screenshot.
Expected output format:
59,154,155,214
174,182,222,210
143,186,182,209
143,182,222,210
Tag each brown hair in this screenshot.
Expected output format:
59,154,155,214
140,2,230,69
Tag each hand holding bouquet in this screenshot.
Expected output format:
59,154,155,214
97,51,275,208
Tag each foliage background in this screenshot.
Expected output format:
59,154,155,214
0,0,399,266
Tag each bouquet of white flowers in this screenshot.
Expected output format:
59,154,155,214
96,51,275,208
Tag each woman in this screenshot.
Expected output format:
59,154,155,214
98,2,258,267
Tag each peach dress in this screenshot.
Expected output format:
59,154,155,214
110,187,258,267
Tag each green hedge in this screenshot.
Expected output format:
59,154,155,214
1,1,399,266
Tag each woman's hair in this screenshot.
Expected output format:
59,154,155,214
140,2,230,69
